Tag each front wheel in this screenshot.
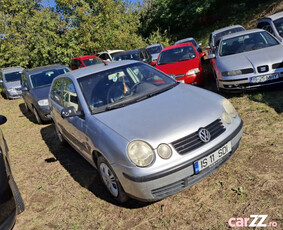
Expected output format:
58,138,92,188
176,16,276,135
97,156,128,203
33,107,42,124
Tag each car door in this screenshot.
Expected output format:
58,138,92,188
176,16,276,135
21,72,33,110
59,78,90,159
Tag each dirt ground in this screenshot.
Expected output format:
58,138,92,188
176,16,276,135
0,66,282,229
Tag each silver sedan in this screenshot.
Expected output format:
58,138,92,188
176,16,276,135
49,60,243,202
208,29,283,91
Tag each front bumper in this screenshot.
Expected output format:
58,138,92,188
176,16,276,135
6,90,22,99
37,106,51,121
218,71,283,90
175,72,203,85
120,120,243,202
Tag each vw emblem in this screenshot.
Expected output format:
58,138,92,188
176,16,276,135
198,128,211,143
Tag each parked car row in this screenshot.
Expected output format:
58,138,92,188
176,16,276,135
1,11,281,212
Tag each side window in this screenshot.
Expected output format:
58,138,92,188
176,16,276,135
258,22,275,35
63,78,79,111
50,78,64,106
0,72,2,81
99,53,108,60
21,73,28,87
78,60,83,68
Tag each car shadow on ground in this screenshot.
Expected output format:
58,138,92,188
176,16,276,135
40,124,150,209
18,103,38,124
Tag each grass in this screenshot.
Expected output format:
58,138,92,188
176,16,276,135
0,76,282,230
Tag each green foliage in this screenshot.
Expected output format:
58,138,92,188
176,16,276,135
146,28,171,47
0,0,145,68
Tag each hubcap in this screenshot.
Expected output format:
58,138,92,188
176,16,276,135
99,163,118,197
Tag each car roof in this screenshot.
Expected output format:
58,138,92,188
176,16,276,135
219,28,266,40
25,64,68,74
57,60,141,81
212,25,245,35
146,44,163,48
97,50,125,55
161,42,194,52
73,55,99,60
0,66,24,73
174,37,195,44
259,11,283,21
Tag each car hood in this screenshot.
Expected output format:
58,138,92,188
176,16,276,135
31,86,51,101
217,45,283,71
156,58,199,76
94,84,224,148
4,81,21,89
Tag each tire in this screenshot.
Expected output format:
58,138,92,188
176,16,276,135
24,103,30,112
33,107,42,124
97,156,128,203
55,124,66,144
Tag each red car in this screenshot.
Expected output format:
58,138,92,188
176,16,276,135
155,43,206,85
70,55,104,70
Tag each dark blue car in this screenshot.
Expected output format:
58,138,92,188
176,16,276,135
21,64,71,124
0,115,24,230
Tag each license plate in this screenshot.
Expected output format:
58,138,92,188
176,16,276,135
194,142,232,174
250,73,279,83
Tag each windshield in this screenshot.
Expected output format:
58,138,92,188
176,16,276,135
30,68,70,89
113,51,139,61
78,62,177,114
82,57,103,67
3,71,21,82
177,39,197,47
213,27,245,46
219,31,279,56
274,17,283,38
158,46,196,65
147,45,163,54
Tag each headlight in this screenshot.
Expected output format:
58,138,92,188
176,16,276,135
222,112,231,124
222,70,242,76
186,68,200,75
7,88,17,93
38,99,49,106
222,99,237,118
157,144,172,159
127,141,154,167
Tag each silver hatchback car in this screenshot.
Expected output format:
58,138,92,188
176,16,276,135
49,60,243,202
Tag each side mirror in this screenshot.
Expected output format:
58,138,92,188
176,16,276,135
207,54,216,59
21,86,28,91
199,52,206,58
205,46,211,50
151,61,156,66
0,115,7,125
61,106,83,119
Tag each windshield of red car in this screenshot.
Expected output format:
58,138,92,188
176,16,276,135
82,57,103,66
157,46,197,65
219,31,279,57
78,62,178,114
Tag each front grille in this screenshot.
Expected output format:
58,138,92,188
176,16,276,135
171,119,225,155
272,62,283,69
152,179,186,199
257,65,269,73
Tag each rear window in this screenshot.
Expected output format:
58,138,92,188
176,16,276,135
82,57,103,67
